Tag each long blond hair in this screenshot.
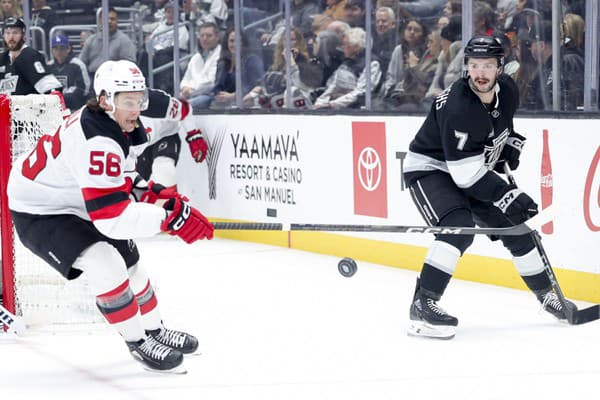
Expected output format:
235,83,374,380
272,27,309,71
0,0,23,19
561,13,584,48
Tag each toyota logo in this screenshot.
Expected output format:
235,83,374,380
357,147,381,191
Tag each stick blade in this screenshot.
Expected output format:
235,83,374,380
572,305,600,325
525,205,555,231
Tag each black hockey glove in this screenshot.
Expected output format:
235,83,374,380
493,184,538,224
494,132,526,173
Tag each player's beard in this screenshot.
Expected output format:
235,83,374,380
5,38,25,52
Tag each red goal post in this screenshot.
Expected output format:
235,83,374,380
0,93,101,328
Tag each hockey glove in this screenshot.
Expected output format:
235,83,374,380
494,132,526,173
161,197,214,243
185,129,208,163
493,184,538,224
140,180,185,204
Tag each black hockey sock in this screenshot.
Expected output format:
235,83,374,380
419,264,452,299
521,271,552,296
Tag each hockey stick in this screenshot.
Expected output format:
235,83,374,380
504,165,599,325
212,208,552,236
0,304,25,335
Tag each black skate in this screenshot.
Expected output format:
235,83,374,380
538,291,577,321
147,326,199,354
408,279,458,340
127,335,186,374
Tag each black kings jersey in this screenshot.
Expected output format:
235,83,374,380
0,46,62,95
404,74,520,202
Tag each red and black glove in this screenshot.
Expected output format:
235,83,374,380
161,197,214,243
185,129,208,163
140,180,184,204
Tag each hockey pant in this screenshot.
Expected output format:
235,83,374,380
409,172,552,296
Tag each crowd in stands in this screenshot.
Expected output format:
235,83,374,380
0,0,595,112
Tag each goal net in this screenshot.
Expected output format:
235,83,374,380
0,94,103,330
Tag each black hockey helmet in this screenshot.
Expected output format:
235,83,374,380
464,35,505,66
3,17,26,32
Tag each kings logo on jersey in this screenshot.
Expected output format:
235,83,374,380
483,128,510,169
0,75,18,94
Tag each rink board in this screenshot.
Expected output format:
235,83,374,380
177,114,600,302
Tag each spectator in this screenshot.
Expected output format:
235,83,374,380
497,31,519,79
0,17,62,95
194,0,228,26
381,17,429,97
561,12,584,51
521,20,584,111
307,13,334,57
373,6,398,75
324,0,349,21
443,0,461,17
473,1,496,36
380,27,441,110
142,0,169,33
312,29,344,87
292,0,321,39
143,1,190,94
344,0,366,28
377,0,400,16
496,0,519,31
180,22,222,110
47,34,90,110
327,20,351,41
0,0,22,26
30,0,59,38
79,8,137,86
257,0,320,67
210,28,265,109
313,27,382,109
401,18,428,61
511,0,550,37
424,15,461,99
255,27,323,109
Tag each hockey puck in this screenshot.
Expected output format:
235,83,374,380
338,257,357,277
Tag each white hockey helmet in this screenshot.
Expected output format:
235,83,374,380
93,60,148,111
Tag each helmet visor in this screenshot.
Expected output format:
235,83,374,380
114,90,149,112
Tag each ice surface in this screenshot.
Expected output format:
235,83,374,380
2,236,599,399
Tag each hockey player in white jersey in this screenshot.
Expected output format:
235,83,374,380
7,60,213,373
403,36,575,340
136,111,208,197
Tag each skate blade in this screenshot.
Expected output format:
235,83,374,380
407,320,456,340
141,364,188,375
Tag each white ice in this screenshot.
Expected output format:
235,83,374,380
2,236,599,400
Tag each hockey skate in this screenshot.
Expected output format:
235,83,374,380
538,291,577,322
127,335,186,374
147,326,199,354
408,279,458,340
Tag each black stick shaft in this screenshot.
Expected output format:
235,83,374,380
211,222,533,236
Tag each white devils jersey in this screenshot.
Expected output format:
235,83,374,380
8,106,165,238
139,116,179,146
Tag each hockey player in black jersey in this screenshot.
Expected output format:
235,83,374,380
403,35,575,339
0,17,62,95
